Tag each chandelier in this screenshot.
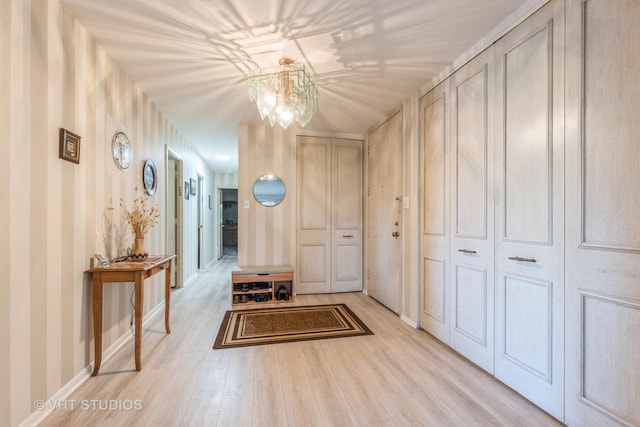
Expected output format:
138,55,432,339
247,57,319,129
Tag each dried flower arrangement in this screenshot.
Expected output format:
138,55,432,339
120,196,159,239
100,202,130,260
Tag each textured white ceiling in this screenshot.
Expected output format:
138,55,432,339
61,0,529,172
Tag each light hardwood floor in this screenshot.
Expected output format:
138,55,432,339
41,251,562,426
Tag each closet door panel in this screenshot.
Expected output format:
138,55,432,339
299,245,328,283
297,136,331,294
420,82,450,343
565,0,640,425
423,258,447,324
449,47,495,373
423,96,447,237
455,69,489,240
503,28,551,243
332,138,363,292
581,1,640,250
454,265,488,345
334,244,360,283
494,0,564,419
502,275,551,379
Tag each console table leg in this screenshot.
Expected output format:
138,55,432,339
92,278,103,376
134,272,144,371
165,264,171,334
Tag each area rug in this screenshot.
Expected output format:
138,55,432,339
213,303,373,349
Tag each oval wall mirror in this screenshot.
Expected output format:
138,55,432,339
253,174,286,207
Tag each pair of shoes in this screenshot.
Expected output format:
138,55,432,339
233,295,240,304
240,295,249,303
254,293,269,303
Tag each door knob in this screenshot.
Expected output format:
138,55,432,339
392,231,399,238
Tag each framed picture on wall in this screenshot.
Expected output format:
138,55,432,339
184,181,190,200
59,128,81,164
190,178,196,195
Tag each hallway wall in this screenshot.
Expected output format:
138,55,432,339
0,2,214,425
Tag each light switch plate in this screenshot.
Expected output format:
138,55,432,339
244,200,250,209
403,197,409,209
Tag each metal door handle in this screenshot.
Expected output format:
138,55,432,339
342,234,354,238
458,249,477,254
392,231,399,238
508,256,537,263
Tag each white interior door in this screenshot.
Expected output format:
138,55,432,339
297,136,331,294
494,0,564,419
449,46,495,373
565,1,640,425
367,111,403,313
420,81,450,343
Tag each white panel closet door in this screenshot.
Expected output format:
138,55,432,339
494,0,564,420
297,136,363,294
420,81,450,343
565,1,640,425
297,136,331,294
332,138,363,293
449,46,495,373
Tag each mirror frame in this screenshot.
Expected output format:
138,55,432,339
252,174,286,207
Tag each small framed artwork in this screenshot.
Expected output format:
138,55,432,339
190,178,196,195
59,128,81,164
184,181,190,200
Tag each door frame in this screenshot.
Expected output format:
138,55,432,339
218,187,238,260
165,146,184,288
217,188,224,259
197,173,205,269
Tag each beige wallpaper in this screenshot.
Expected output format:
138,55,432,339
237,124,297,267
0,2,216,426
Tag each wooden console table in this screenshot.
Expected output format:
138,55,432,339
85,254,175,376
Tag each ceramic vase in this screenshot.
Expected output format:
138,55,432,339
131,237,148,262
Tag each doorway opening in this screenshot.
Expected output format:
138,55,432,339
218,188,238,260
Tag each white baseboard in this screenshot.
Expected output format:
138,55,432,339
19,365,92,427
401,314,419,329
19,301,165,427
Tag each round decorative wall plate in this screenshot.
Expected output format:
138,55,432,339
143,159,157,196
112,131,132,170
